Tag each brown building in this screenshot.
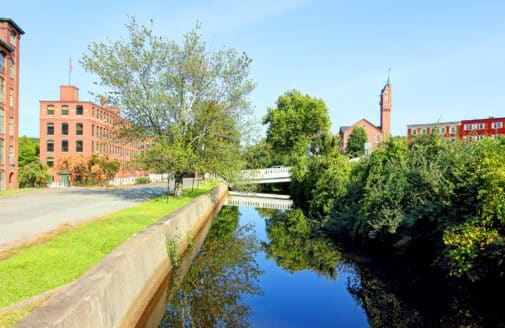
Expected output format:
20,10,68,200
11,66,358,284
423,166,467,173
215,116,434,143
0,18,24,190
339,77,392,153
40,85,143,183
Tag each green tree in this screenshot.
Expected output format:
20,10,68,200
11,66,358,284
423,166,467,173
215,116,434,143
346,126,368,157
263,90,330,164
81,18,255,197
18,161,51,188
241,139,273,169
18,136,39,168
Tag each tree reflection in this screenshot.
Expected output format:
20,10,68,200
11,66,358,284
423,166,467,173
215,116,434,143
264,209,342,280
346,255,505,328
159,207,263,328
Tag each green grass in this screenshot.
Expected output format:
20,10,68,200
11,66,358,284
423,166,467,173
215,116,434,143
0,181,219,309
0,299,45,328
0,188,38,197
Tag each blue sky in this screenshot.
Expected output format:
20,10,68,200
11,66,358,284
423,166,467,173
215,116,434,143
4,0,505,138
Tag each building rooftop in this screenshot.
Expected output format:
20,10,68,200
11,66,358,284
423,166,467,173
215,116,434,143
0,39,14,52
0,18,25,35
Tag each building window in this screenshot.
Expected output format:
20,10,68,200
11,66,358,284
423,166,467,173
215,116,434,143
464,124,473,130
92,141,94,153
76,105,83,115
476,135,484,141
62,105,69,115
450,137,456,143
422,128,426,135
10,31,16,45
61,123,68,135
76,140,83,152
92,124,94,137
440,127,446,134
8,145,14,165
47,122,54,135
477,123,485,130
47,104,54,115
0,77,4,103
450,126,456,133
376,135,380,142
76,123,83,135
92,107,95,116
0,139,4,162
61,140,68,152
47,139,54,152
492,122,503,129
494,135,500,140
9,59,14,78
46,156,54,168
9,117,14,136
9,89,13,107
0,108,4,134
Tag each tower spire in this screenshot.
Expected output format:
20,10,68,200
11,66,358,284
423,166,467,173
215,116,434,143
387,67,391,85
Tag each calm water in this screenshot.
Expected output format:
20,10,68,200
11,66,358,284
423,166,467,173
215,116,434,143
155,204,505,328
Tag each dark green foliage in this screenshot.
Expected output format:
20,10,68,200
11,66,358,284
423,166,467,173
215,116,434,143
346,126,368,157
324,134,505,281
18,136,40,168
135,176,150,184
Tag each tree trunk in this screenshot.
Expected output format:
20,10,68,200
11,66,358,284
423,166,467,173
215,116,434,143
174,175,183,198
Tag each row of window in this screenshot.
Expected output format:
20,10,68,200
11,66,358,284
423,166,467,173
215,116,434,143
0,139,15,165
46,139,83,153
46,104,83,116
412,121,504,135
0,109,14,135
45,104,120,125
0,55,15,78
0,78,15,107
47,122,83,136
464,122,503,130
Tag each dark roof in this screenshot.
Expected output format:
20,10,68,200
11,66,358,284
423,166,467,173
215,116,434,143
0,18,25,35
339,118,382,135
339,126,350,134
0,39,14,52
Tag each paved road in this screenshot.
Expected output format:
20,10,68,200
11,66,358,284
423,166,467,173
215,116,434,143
0,178,199,251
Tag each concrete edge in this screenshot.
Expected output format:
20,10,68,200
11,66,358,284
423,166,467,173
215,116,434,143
15,183,228,328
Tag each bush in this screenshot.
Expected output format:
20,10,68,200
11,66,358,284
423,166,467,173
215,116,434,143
135,176,151,184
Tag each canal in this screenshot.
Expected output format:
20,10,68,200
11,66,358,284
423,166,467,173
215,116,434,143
147,197,504,327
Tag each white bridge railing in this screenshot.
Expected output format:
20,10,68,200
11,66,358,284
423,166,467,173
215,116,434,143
225,191,293,210
240,167,292,184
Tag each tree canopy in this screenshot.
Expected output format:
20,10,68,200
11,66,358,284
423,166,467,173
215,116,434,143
18,136,50,188
346,126,368,157
81,18,255,196
263,90,330,164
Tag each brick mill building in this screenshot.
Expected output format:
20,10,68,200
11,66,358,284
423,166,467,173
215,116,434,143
39,85,144,183
0,18,24,190
339,77,392,153
407,117,505,141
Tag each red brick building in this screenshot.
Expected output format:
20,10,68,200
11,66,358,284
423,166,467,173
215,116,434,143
0,18,24,190
339,77,392,152
407,117,505,141
40,85,144,183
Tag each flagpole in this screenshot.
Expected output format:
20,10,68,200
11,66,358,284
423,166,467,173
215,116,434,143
69,58,72,86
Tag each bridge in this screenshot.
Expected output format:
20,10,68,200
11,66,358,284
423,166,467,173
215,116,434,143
225,191,293,210
240,167,292,184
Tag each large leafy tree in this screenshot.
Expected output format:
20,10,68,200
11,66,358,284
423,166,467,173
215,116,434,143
263,90,330,164
81,18,255,196
346,126,368,157
18,136,51,188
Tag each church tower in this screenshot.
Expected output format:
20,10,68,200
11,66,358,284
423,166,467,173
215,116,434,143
380,73,392,136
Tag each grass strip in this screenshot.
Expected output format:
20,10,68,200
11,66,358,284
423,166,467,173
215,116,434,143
0,299,46,328
0,188,38,198
0,181,218,309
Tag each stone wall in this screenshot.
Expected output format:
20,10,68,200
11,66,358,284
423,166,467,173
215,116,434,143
16,183,228,328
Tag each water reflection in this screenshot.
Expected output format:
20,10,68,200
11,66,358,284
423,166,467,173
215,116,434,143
263,208,342,280
159,207,263,328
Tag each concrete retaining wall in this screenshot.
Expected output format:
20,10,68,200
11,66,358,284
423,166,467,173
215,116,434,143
16,183,228,328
